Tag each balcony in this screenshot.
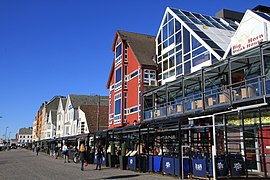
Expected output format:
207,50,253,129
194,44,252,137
143,41,270,121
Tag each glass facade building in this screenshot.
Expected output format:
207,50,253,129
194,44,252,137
157,8,238,85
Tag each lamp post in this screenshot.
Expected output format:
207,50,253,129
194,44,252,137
5,126,8,142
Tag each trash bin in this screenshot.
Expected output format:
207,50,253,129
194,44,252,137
192,158,207,177
216,157,228,176
229,156,245,177
153,156,162,172
128,156,136,171
175,157,190,177
162,157,174,175
148,155,153,172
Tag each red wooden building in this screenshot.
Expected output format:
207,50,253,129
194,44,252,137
106,30,157,129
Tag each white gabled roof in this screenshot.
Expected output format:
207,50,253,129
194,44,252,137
224,9,270,58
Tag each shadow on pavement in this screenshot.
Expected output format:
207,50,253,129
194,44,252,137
103,174,140,179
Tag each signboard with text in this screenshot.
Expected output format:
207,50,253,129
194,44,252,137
231,11,267,55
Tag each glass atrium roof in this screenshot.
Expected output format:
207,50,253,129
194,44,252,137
170,8,238,52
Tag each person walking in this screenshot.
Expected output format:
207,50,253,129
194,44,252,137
36,145,40,156
62,144,70,163
79,144,87,171
96,144,103,170
54,145,59,159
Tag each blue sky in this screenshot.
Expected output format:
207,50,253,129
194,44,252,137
0,0,269,139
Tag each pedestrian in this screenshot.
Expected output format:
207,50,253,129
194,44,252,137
36,145,40,156
54,145,59,159
96,144,103,170
62,144,70,163
79,144,87,171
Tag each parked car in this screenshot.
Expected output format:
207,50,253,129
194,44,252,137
10,143,17,149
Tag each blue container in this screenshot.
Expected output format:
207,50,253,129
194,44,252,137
192,158,207,177
153,156,162,172
175,158,190,177
216,158,228,176
128,156,136,171
175,158,180,176
209,159,213,177
162,157,174,175
148,156,153,172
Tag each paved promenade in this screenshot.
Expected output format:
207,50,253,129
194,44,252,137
0,149,176,180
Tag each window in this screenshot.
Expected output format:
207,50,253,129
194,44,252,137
192,35,201,50
66,126,70,135
184,61,191,74
144,69,156,86
130,70,138,79
192,52,210,66
115,67,122,91
115,43,122,59
115,39,122,65
115,99,121,115
183,27,190,54
176,52,182,65
114,93,122,116
130,106,138,113
176,65,183,75
115,67,122,83
81,122,85,134
163,60,168,71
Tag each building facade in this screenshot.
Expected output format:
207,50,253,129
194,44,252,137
142,6,270,179
18,127,33,146
107,30,157,129
62,94,109,137
56,97,67,138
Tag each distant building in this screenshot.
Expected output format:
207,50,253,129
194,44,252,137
62,94,108,136
18,127,33,145
42,96,64,140
215,9,244,23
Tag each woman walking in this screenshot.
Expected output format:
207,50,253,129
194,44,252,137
96,144,103,170
79,144,87,171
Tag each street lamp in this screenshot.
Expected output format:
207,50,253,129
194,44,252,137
5,126,8,142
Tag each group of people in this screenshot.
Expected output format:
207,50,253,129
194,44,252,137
78,144,103,171
34,142,104,171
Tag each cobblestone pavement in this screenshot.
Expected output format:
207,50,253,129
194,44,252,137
0,149,177,180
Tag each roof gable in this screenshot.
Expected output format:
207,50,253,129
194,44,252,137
227,9,270,56
116,30,157,67
68,94,108,109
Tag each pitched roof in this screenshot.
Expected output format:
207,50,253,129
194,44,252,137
80,105,108,132
69,95,108,109
51,110,57,125
116,30,157,67
19,127,32,135
46,96,64,113
61,98,67,109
